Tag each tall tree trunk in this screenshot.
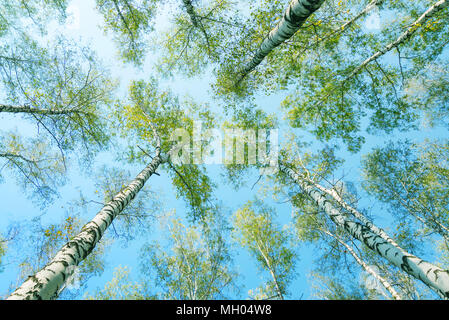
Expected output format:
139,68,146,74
312,181,401,249
8,136,167,300
0,152,38,164
280,162,449,299
235,0,326,85
0,104,81,116
182,0,200,27
346,0,448,81
321,228,402,300
112,0,137,44
180,0,211,54
255,240,284,299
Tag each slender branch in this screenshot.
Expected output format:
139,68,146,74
345,0,448,81
0,104,83,116
321,228,403,300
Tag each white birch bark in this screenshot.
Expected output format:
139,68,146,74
312,181,401,249
254,239,285,299
280,163,449,298
321,228,402,300
235,0,326,84
7,132,167,300
0,104,81,116
182,0,200,27
346,0,448,80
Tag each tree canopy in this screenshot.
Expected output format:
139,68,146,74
1,0,448,301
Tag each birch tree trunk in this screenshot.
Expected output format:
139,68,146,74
321,228,402,300
346,0,448,81
182,0,200,27
8,140,167,300
255,240,285,299
312,181,401,249
112,0,137,44
0,104,81,116
280,163,449,299
235,0,326,85
180,0,211,53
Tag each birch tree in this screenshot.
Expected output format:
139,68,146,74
3,0,449,301
139,211,237,299
6,72,222,299
233,0,326,86
319,228,402,299
215,0,349,94
154,0,243,77
10,215,109,300
215,0,448,151
0,0,68,34
233,200,297,299
7,127,168,299
0,36,115,162
0,133,66,206
95,0,240,74
0,2,115,206
0,36,115,205
344,0,448,79
362,140,449,246
86,266,154,299
0,235,7,273
310,271,370,299
95,0,156,65
307,224,432,299
278,0,449,151
278,159,449,298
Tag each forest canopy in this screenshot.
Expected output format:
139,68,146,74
0,0,448,301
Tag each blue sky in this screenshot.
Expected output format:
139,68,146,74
0,0,311,299
0,0,447,299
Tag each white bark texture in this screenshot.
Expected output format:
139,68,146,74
255,240,285,299
0,104,78,115
236,0,326,84
312,181,401,249
8,149,165,300
280,163,449,298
